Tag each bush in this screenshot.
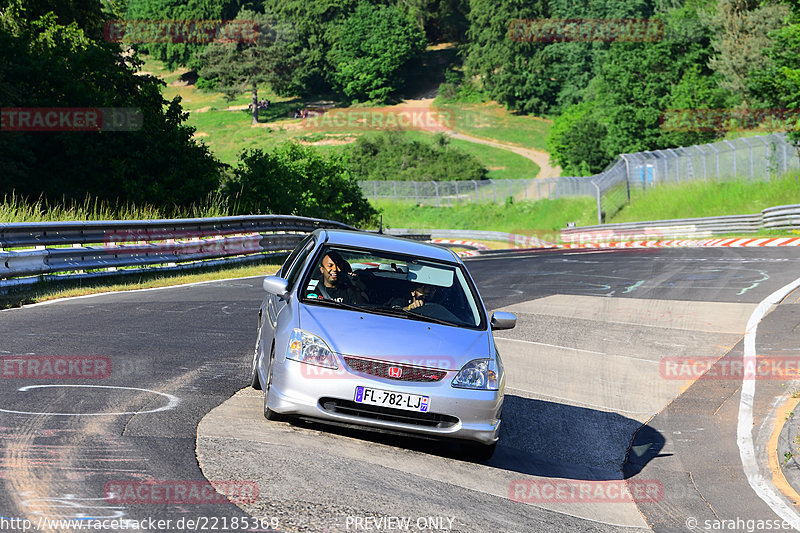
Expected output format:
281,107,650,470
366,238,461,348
343,131,487,181
223,142,377,227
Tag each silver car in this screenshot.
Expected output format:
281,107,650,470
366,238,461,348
249,229,516,459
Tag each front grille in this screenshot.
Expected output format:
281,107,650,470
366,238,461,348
319,398,459,429
343,356,448,382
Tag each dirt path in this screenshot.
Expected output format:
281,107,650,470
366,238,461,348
394,98,561,199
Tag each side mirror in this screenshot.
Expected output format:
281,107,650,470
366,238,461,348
491,311,516,330
262,276,290,300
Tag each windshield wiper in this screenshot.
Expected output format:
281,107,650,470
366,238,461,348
384,306,454,326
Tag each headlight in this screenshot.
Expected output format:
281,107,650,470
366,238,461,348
287,329,338,369
452,359,500,390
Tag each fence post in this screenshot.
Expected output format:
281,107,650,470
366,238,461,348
591,181,602,225
455,180,459,201
724,140,737,178
471,180,478,203
507,179,512,199
695,145,707,181
414,181,419,203
741,138,755,180
620,154,631,203
373,181,377,199
708,143,720,179
433,181,439,207
783,136,788,175
491,179,496,203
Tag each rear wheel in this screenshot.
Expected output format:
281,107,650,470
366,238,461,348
249,323,262,390
263,346,284,421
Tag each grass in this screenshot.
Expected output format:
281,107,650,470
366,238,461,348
433,100,552,152
141,55,551,173
611,173,800,223
0,193,228,223
1,262,281,309
375,196,598,237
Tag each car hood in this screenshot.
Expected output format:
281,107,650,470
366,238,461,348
299,304,489,370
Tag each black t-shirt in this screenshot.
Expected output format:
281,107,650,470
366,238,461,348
307,282,363,305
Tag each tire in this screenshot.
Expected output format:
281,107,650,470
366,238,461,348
263,346,284,421
249,324,262,390
461,440,497,462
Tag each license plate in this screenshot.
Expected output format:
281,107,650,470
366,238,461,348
354,386,429,412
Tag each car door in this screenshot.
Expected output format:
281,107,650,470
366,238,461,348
264,236,316,343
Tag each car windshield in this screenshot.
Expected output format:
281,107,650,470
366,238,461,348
299,246,484,328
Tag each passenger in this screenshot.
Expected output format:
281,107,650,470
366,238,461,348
307,251,366,305
390,283,435,311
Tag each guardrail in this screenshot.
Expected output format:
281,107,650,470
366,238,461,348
0,216,355,291
561,204,800,242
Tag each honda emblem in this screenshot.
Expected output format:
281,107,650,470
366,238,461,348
388,366,403,378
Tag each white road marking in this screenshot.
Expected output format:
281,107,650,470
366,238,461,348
495,337,660,364
0,384,181,416
737,275,800,530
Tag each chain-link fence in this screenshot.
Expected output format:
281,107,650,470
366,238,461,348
358,133,800,224
358,178,565,206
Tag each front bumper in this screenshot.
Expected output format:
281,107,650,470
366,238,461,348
268,358,503,445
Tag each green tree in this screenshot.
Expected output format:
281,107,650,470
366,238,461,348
0,4,222,210
223,143,377,226
124,0,246,70
260,0,359,97
547,100,608,176
462,0,551,114
749,19,800,147
198,9,292,124
705,0,791,107
328,3,426,102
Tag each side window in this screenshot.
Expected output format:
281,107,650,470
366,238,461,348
280,235,313,278
285,239,316,288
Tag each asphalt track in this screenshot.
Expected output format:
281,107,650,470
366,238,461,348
1,247,799,532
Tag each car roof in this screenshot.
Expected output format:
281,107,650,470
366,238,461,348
314,229,460,263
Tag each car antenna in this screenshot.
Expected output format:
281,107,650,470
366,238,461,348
378,215,383,234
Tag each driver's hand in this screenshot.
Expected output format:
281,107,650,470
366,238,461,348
405,299,424,310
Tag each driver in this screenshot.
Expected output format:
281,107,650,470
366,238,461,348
307,251,366,305
390,283,435,311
